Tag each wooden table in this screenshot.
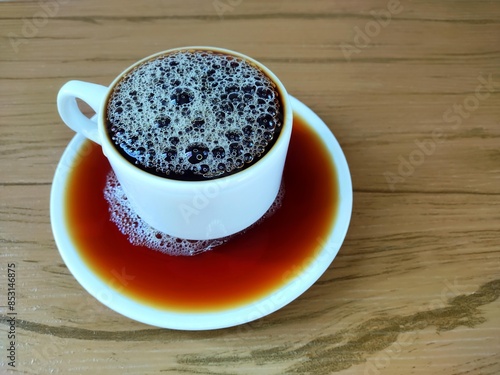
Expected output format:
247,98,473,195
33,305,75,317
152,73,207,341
1,0,499,374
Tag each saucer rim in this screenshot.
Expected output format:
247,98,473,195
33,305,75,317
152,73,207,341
50,95,353,330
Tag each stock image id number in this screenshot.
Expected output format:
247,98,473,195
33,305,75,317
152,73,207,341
7,263,16,311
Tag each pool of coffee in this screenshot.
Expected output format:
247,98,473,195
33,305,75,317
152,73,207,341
64,113,339,312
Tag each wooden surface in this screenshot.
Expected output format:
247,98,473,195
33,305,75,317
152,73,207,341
1,0,499,374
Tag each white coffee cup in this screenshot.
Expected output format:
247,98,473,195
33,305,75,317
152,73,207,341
57,47,293,240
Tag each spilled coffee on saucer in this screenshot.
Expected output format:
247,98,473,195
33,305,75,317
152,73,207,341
106,50,284,181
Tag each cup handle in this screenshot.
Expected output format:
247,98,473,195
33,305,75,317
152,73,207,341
57,80,108,144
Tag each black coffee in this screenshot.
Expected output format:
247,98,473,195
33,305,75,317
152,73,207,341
106,50,284,181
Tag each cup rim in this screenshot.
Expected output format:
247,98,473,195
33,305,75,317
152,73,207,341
97,46,293,187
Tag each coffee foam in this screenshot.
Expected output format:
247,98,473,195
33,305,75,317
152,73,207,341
106,50,283,180
103,171,285,256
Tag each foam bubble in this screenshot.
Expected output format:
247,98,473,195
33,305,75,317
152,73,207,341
103,171,285,256
106,50,283,180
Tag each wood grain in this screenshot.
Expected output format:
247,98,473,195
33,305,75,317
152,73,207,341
1,0,499,374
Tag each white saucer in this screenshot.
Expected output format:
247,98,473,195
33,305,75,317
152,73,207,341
50,96,352,330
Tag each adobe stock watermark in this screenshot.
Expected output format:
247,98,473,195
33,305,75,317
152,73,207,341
340,0,403,61
22,267,134,373
384,73,497,191
23,300,102,372
212,0,243,19
8,0,68,53
236,235,339,338
364,330,417,375
55,138,99,178
364,277,465,375
178,178,230,225
96,267,136,306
